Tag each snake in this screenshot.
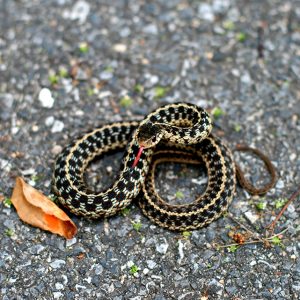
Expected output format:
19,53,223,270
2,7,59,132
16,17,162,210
53,102,276,231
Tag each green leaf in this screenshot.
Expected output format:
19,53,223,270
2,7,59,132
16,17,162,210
121,207,130,216
234,124,242,132
59,68,68,78
228,245,238,252
129,264,139,275
30,174,41,183
134,84,144,94
175,191,184,199
182,231,192,238
120,95,133,108
256,202,266,211
49,74,59,85
3,198,12,208
236,32,247,42
154,86,168,99
87,88,95,96
275,198,287,209
271,236,283,247
48,194,58,202
4,228,14,237
223,20,235,31
79,42,89,53
132,221,142,231
211,107,224,118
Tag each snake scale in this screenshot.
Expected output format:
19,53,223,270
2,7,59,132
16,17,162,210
53,102,276,231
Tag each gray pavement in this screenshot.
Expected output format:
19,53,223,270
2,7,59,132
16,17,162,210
0,0,300,299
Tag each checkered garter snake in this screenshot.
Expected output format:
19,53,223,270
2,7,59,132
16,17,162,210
53,103,276,230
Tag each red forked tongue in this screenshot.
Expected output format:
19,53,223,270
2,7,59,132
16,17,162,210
132,147,144,168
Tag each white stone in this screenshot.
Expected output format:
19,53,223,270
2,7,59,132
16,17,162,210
66,237,77,247
276,179,284,189
143,24,158,35
244,211,260,224
51,120,64,133
113,43,127,53
39,88,55,108
146,260,157,270
55,283,64,290
198,3,214,21
231,69,240,77
50,259,66,269
178,240,184,263
241,72,252,85
51,145,63,155
21,168,35,176
143,268,149,275
99,91,112,99
45,116,55,126
70,1,90,23
53,292,63,299
120,27,131,37
156,238,169,254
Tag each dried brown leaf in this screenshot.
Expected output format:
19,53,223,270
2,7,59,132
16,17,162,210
10,177,77,239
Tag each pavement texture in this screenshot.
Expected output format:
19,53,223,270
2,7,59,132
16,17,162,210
0,0,300,299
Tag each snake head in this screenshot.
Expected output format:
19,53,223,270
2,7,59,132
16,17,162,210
136,123,163,148
132,122,163,168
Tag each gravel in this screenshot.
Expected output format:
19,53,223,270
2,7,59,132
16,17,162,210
0,0,300,299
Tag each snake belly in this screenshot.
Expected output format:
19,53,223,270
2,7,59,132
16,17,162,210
53,103,236,230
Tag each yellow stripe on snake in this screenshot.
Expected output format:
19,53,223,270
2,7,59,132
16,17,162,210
53,103,276,231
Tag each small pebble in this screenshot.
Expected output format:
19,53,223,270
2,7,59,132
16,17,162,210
38,88,55,108
45,116,55,126
51,120,64,133
113,44,127,53
50,259,66,269
69,1,90,23
244,211,260,224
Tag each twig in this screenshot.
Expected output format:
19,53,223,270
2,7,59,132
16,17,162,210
216,228,289,249
266,185,300,234
227,212,264,242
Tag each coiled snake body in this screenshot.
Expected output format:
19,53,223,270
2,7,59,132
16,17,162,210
53,103,274,231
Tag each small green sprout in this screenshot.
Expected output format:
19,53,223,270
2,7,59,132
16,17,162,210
182,231,192,239
121,207,130,216
48,194,58,203
228,245,238,252
234,124,242,132
271,236,283,247
134,84,144,94
132,221,142,231
3,198,12,208
87,88,95,96
120,95,133,108
5,228,14,237
104,66,114,73
30,174,41,183
59,68,68,78
154,86,168,99
211,107,224,119
129,264,139,275
206,263,212,269
175,191,184,199
79,42,89,53
275,198,287,209
236,32,247,42
49,74,59,85
256,202,266,211
223,20,235,31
